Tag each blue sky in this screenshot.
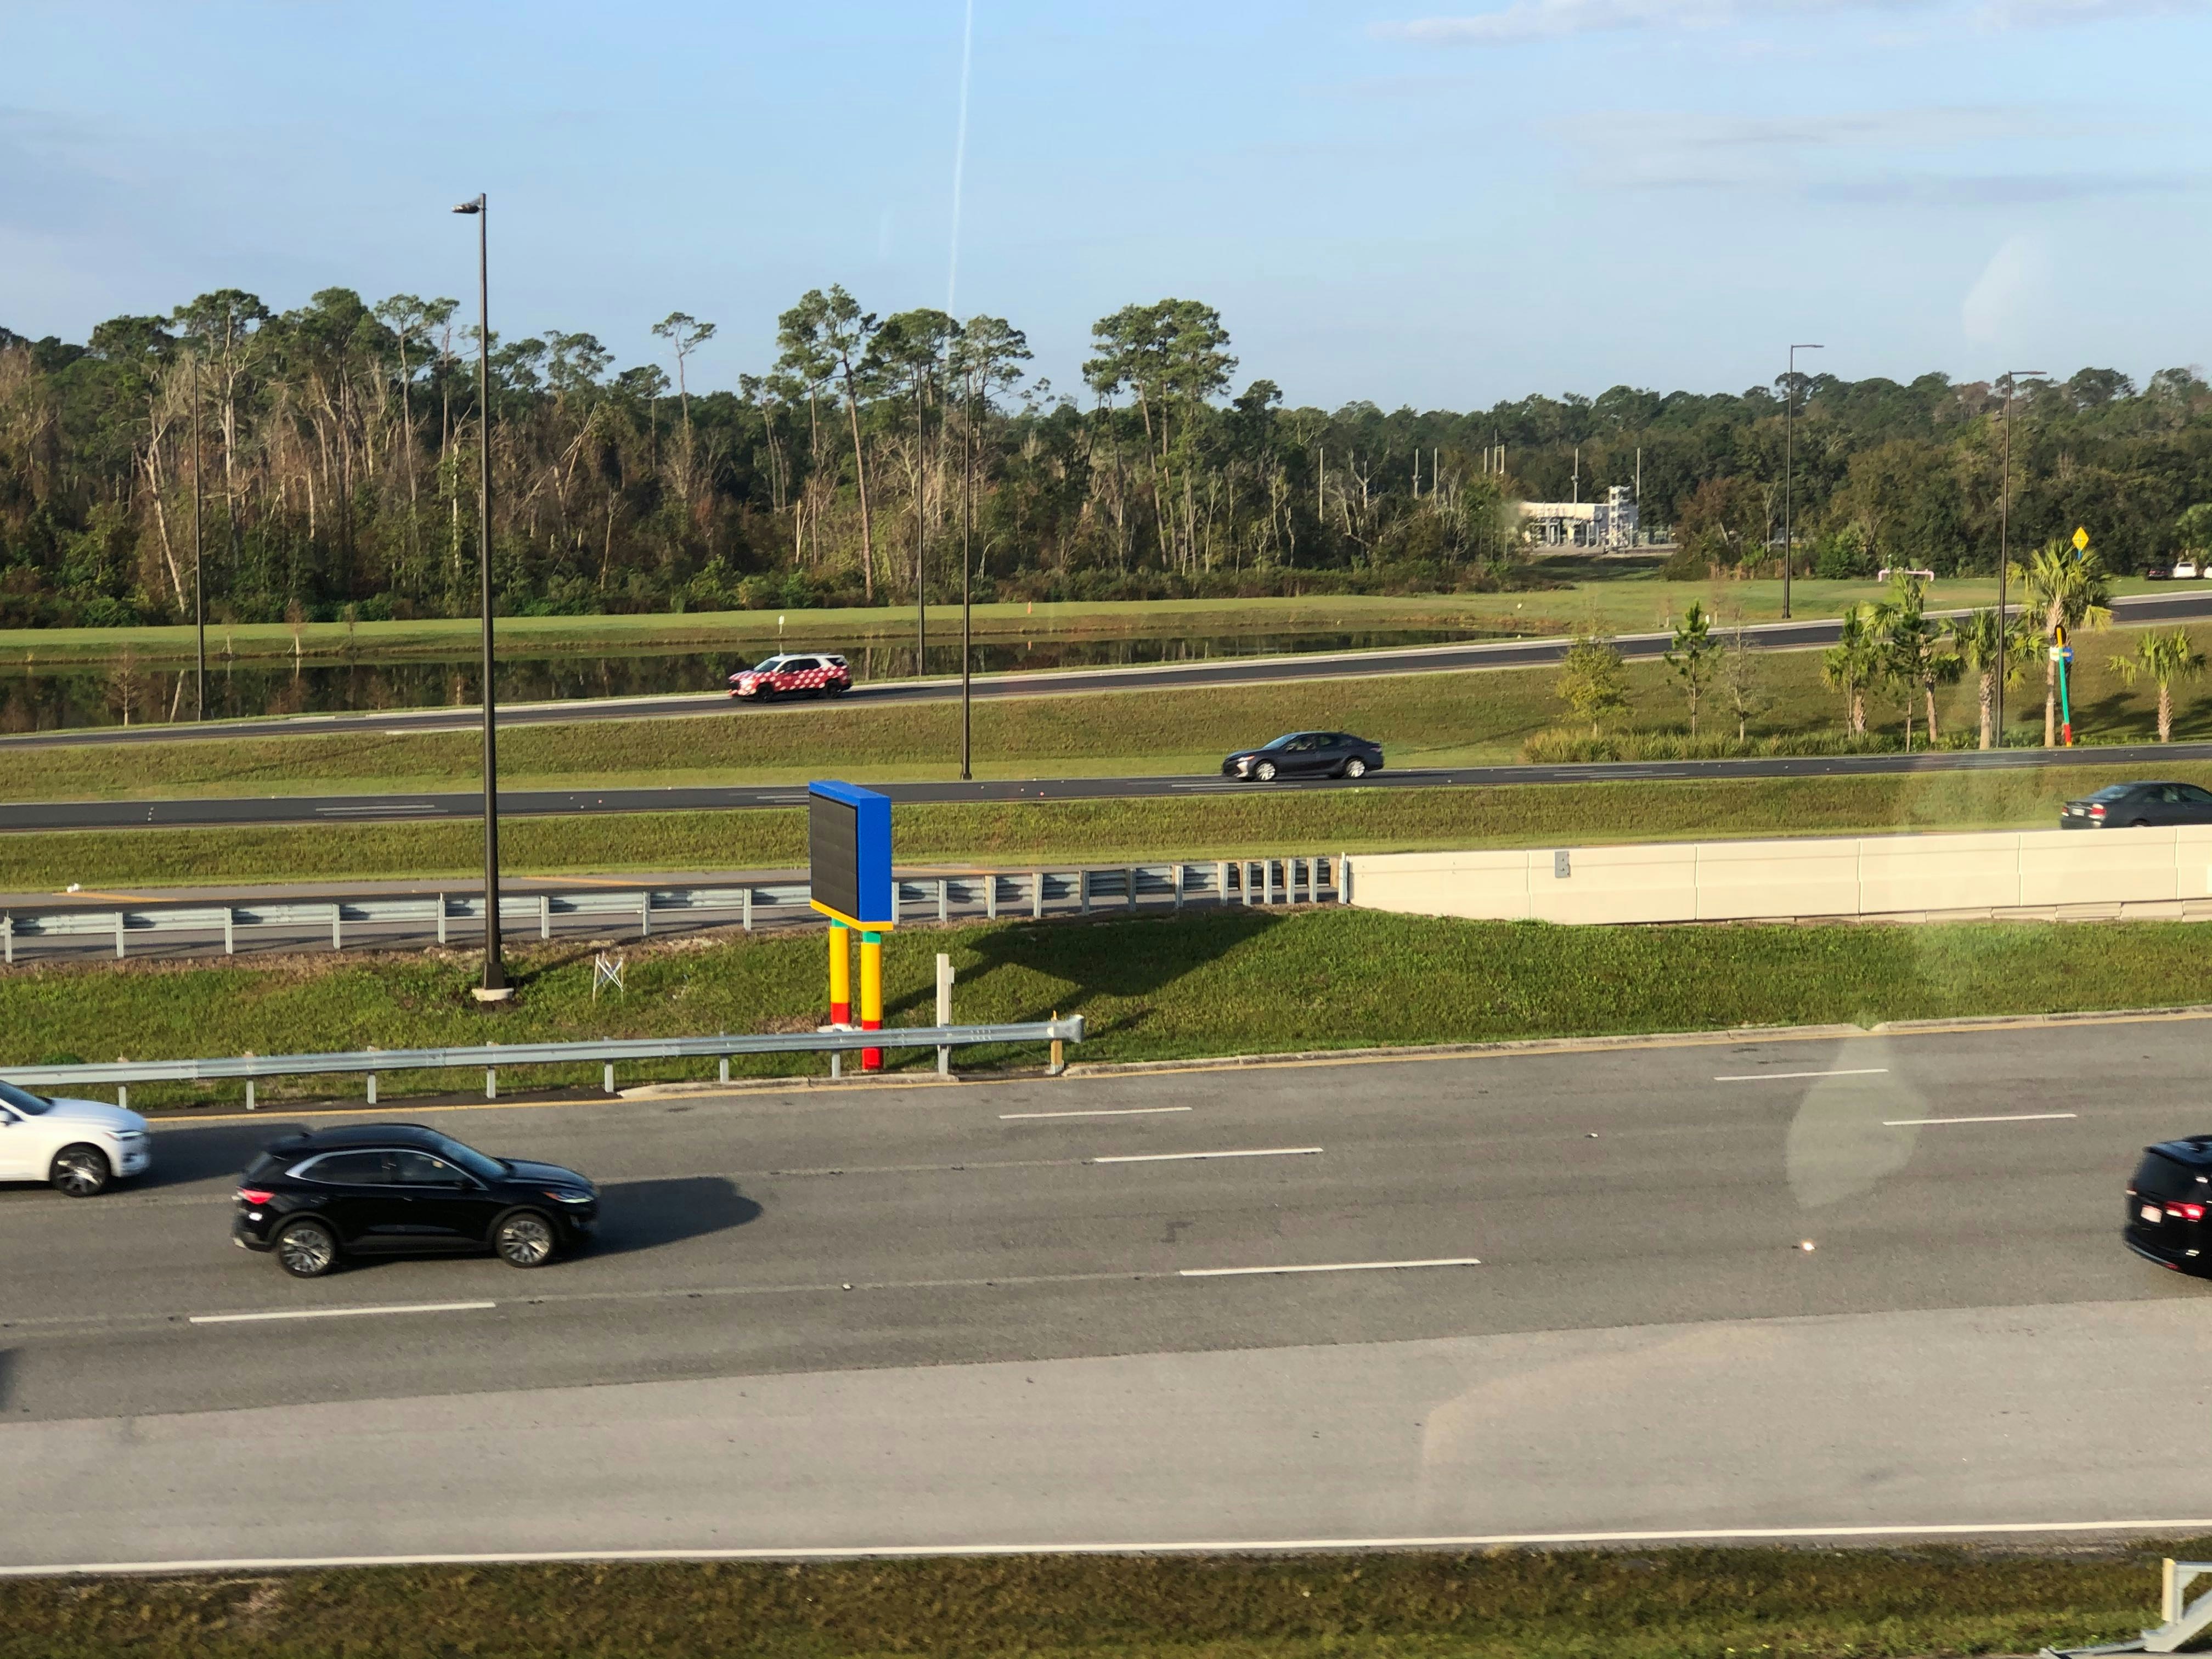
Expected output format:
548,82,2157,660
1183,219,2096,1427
4,0,2205,410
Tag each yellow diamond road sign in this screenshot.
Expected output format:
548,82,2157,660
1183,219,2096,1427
2073,526,2090,551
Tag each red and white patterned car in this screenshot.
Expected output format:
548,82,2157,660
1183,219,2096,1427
728,653,853,703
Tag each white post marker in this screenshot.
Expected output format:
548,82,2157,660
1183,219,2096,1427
936,952,955,1077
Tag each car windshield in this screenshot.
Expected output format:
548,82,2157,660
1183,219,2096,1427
431,1134,509,1183
1259,733,1301,751
0,1080,52,1115
751,657,785,672
2087,785,2140,802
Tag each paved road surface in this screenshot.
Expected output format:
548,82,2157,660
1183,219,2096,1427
8,588,2210,753
5,1017,2209,1568
13,739,2212,833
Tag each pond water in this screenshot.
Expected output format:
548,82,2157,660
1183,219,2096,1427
0,627,1516,732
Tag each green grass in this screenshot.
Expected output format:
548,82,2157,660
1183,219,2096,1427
0,1544,2185,1658
15,906,2212,1102
3,574,2173,664
10,615,2211,803
3,763,2206,893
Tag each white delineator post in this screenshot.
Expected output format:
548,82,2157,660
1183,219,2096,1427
936,952,955,1077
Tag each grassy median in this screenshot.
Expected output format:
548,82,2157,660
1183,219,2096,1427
9,906,2212,1103
0,1544,2185,1658
2,763,2208,893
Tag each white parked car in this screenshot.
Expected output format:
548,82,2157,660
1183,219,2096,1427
0,1079,152,1195
2177,561,2203,580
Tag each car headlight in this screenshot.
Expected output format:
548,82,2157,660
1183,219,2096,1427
541,1187,594,1204
113,1131,148,1143
1235,758,1251,774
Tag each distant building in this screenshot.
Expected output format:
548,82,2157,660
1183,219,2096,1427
1518,486,1639,549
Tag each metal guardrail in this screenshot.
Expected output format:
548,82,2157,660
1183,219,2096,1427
7,1017,1088,1108
0,856,1344,964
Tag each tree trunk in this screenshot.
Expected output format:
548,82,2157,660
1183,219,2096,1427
1978,670,1994,749
840,370,875,602
1923,679,1940,744
1850,687,1865,735
2160,682,2174,742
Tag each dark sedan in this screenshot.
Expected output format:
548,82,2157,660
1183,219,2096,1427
2060,781,2212,828
233,1122,598,1277
1221,731,1384,783
2126,1137,2212,1272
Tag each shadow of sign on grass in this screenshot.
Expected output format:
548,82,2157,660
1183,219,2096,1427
884,909,1291,1051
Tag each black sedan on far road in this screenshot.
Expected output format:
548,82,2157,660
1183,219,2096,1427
2061,781,2212,828
233,1121,599,1277
1221,731,1385,782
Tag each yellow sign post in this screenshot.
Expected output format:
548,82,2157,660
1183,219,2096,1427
2073,526,2090,553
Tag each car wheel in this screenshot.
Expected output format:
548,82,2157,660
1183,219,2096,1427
826,682,847,697
1254,761,1277,782
1345,758,1368,778
2131,819,2151,828
49,1144,110,1198
274,1218,339,1278
494,1210,557,1268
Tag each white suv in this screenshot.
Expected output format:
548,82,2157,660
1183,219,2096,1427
0,1079,153,1195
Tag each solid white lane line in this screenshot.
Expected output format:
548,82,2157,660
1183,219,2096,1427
1000,1106,1193,1120
1181,1257,1482,1278
1714,1068,1889,1082
19,1518,2212,1575
1088,1147,1322,1165
189,1301,495,1327
1883,1111,2079,1127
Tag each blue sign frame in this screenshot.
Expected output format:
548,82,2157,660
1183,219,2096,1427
807,780,894,929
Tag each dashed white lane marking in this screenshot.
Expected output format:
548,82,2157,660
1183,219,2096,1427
1088,1147,1322,1165
1883,1111,2078,1127
1714,1068,1889,1082
189,1301,495,1326
1180,1257,1482,1278
1000,1106,1193,1120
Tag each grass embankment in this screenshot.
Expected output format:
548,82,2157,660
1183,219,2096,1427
13,619,2212,802
0,1545,2184,1659
12,907,2212,1100
0,764,2204,892
2,574,2166,665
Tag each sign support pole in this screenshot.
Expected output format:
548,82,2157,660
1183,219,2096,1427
860,931,884,1070
828,920,850,1026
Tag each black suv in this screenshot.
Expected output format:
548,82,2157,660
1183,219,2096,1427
2125,1137,2212,1272
233,1122,599,1278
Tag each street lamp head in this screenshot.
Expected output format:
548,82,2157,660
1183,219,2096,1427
1791,342,1826,350
452,199,483,216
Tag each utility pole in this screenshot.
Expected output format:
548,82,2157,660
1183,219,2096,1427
1782,343,1824,620
960,358,975,781
191,353,205,720
1995,369,2047,749
453,193,508,1000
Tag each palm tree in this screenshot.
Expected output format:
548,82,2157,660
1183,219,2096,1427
2017,541,2112,746
1870,574,1957,749
1821,605,1881,738
2113,629,2207,742
1945,608,2029,750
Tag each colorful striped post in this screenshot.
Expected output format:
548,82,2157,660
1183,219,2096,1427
828,919,851,1026
860,930,884,1070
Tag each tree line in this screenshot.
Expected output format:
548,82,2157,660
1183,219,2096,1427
3,280,2209,627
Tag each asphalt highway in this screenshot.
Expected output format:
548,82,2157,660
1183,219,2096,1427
10,737,2212,834
7,588,2210,753
5,1017,2210,1568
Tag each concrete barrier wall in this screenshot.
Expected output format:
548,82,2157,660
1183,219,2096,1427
1345,826,2212,926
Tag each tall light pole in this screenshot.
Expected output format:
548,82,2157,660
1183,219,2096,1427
453,194,509,1000
1994,369,2046,749
959,356,975,781
1781,343,1822,620
191,353,205,720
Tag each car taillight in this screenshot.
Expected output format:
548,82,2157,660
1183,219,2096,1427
2089,804,2106,817
238,1187,274,1205
2170,1203,2206,1222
